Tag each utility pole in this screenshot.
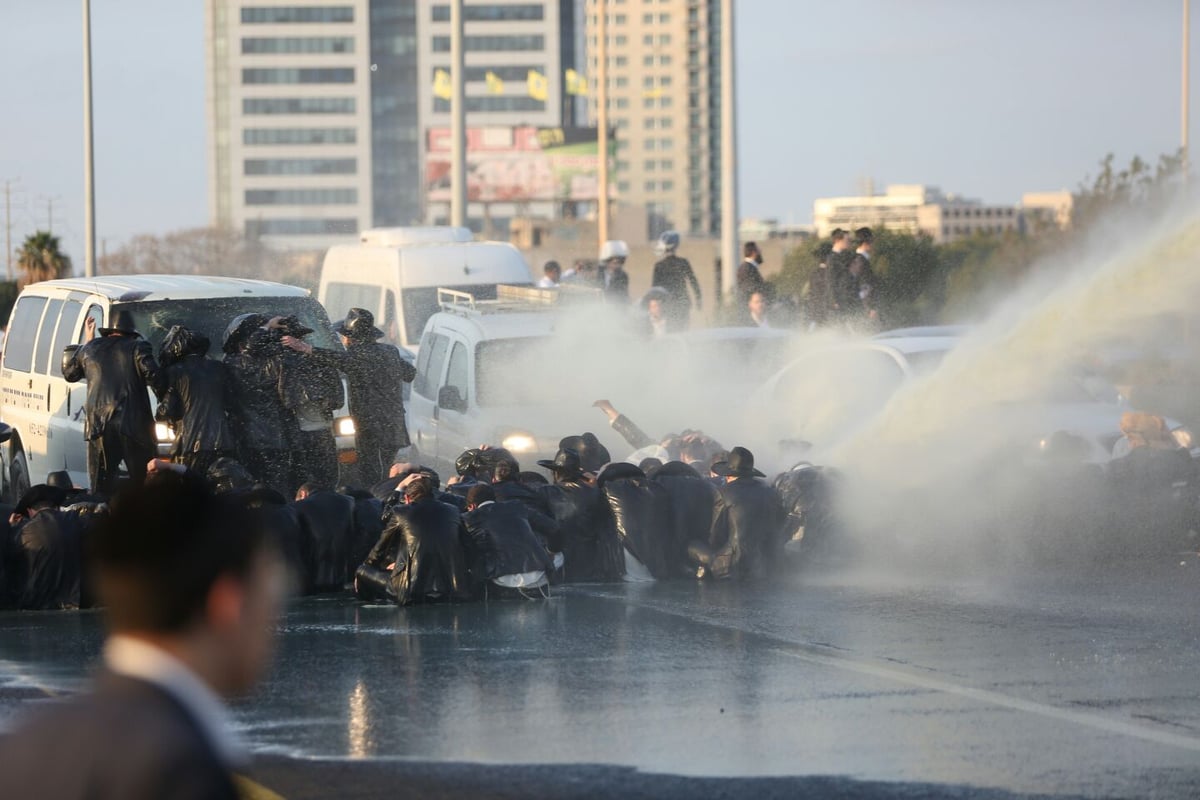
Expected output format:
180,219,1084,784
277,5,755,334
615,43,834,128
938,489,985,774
597,0,610,247
47,198,53,233
83,0,96,276
4,181,11,280
449,0,466,228
1184,0,1191,182
719,0,738,304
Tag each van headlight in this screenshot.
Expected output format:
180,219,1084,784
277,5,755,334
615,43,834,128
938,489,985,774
155,423,176,443
501,432,536,453
335,417,356,436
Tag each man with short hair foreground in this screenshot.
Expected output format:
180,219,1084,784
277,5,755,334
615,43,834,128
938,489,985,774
0,473,285,799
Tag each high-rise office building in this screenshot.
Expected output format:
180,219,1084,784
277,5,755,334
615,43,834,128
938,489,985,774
584,0,722,240
206,1,421,251
417,1,579,231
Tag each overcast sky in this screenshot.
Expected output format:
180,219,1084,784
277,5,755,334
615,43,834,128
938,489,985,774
0,0,1190,260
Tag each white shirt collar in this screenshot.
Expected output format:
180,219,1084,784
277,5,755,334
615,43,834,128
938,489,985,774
105,635,248,767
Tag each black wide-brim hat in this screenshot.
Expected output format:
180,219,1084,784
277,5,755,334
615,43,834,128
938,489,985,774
14,484,68,516
710,446,765,478
335,307,385,340
537,448,583,476
98,309,140,337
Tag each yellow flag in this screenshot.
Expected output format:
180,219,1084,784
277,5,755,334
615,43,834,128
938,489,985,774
433,69,452,100
565,69,588,96
642,87,663,99
527,69,548,102
485,71,504,95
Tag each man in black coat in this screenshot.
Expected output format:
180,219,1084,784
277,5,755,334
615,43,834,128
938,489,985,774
222,314,292,495
354,474,470,605
651,231,702,331
157,325,236,477
461,484,556,588
736,242,766,308
689,446,783,580
278,317,344,489
538,448,623,581
652,460,719,577
292,482,357,594
63,310,163,496
0,470,286,800
285,308,415,488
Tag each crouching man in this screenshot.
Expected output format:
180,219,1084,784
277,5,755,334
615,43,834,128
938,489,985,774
0,471,285,799
354,474,471,605
461,484,557,595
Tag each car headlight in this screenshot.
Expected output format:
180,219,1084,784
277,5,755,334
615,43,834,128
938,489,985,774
335,417,356,437
501,432,536,453
1172,427,1194,449
155,423,176,443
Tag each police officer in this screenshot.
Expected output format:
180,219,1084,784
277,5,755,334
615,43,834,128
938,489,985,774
651,231,702,331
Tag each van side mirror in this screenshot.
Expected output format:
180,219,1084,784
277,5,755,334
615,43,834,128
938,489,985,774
62,345,80,378
437,385,467,413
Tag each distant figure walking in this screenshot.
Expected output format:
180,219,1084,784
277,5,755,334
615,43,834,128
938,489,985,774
651,231,702,331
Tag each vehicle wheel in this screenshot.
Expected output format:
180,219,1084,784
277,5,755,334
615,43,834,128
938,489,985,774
8,448,30,505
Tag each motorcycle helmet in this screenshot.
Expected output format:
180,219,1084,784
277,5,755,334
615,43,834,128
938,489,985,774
599,240,630,262
653,230,680,257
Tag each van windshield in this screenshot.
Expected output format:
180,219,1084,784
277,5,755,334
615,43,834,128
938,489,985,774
119,296,341,356
401,284,513,346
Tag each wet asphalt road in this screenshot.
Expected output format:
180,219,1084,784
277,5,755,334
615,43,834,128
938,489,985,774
2,554,1200,799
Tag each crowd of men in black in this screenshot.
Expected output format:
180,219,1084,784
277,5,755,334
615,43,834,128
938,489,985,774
0,410,836,609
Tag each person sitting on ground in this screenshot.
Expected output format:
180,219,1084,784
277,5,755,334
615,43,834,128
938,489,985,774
688,446,784,580
461,484,557,592
354,474,471,605
537,448,622,582
3,484,89,610
0,471,285,799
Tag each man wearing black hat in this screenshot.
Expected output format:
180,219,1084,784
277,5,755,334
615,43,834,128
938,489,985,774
157,325,236,478
222,314,292,495
276,317,343,490
736,242,767,308
835,227,880,326
688,446,783,580
63,309,163,496
284,308,415,487
814,228,852,326
537,449,622,581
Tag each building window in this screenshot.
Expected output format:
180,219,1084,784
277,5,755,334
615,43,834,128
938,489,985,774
615,76,628,87
242,128,357,145
243,97,356,114
431,35,545,52
643,97,656,109
241,37,354,54
618,181,631,193
245,218,359,236
614,13,627,24
431,4,544,22
645,140,656,151
616,160,630,172
433,96,546,113
643,55,654,66
643,76,656,88
644,118,656,129
434,65,546,82
659,54,671,65
644,181,657,192
643,34,654,45
241,6,353,23
644,160,656,171
614,35,628,46
659,159,673,170
643,12,653,23
245,188,358,205
660,117,672,128
242,68,354,84
659,12,670,22
244,158,357,175
661,180,674,191
658,34,671,44
615,97,629,109
660,137,673,149
615,56,628,66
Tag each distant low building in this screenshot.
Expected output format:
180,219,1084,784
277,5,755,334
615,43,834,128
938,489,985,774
813,184,1021,244
1020,191,1074,231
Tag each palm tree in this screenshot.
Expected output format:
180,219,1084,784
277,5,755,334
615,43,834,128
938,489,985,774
16,231,72,286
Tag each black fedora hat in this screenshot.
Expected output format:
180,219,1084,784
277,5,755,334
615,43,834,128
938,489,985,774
14,483,68,517
277,315,314,339
710,446,765,478
335,308,385,341
537,448,584,477
98,309,140,337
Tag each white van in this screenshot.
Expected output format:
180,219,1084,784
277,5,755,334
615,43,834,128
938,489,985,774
0,275,352,500
318,227,534,351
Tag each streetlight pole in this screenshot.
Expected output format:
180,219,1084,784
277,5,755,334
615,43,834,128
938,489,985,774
1184,0,1191,182
83,0,96,276
719,0,738,304
450,0,467,228
597,0,610,247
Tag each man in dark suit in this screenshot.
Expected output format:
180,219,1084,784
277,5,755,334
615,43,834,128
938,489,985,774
0,470,285,799
63,309,163,496
736,241,766,308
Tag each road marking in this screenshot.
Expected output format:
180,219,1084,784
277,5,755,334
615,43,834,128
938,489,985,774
570,586,1200,753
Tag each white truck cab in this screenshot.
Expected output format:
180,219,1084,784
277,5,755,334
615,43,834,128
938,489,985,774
406,285,617,476
0,275,351,499
318,227,534,352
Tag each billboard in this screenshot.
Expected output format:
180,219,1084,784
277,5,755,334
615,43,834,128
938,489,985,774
425,126,601,203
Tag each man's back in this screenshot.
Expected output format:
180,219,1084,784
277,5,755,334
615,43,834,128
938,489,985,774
652,255,700,305
0,672,238,800
385,497,471,603
64,336,158,443
342,341,414,431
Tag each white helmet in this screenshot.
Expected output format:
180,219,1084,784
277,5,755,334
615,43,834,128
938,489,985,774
653,230,680,257
599,240,629,261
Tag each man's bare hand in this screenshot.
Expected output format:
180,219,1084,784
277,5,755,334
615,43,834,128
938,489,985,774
84,316,97,339
265,316,286,330
281,335,313,354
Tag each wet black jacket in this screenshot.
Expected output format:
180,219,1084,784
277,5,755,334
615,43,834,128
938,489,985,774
10,508,86,610
462,500,556,581
651,255,702,310
224,330,289,451
318,342,415,449
707,477,784,579
598,463,672,578
280,348,344,429
492,479,560,550
63,334,162,449
293,490,357,593
366,496,471,604
653,461,719,574
540,480,624,581
158,355,236,459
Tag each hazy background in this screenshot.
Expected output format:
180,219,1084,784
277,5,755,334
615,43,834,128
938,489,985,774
0,0,1190,260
